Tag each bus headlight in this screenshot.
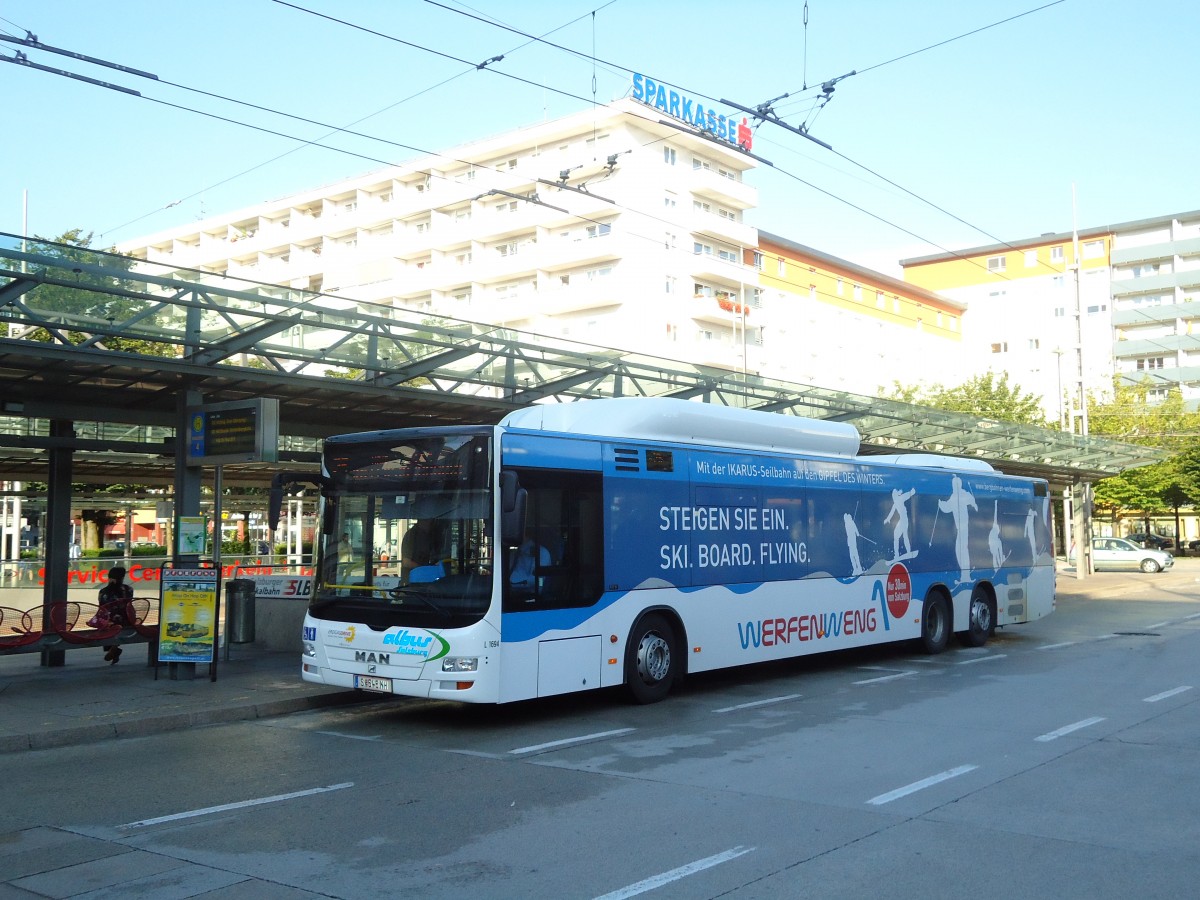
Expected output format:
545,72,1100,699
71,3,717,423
302,642,317,658
441,656,478,672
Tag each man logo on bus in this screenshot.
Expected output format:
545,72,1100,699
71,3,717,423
885,563,911,619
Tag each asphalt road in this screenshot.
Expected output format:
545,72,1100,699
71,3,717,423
4,562,1199,899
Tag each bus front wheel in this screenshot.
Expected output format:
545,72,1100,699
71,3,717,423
920,592,950,654
625,614,677,704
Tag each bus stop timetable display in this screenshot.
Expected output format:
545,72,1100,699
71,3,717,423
186,399,279,465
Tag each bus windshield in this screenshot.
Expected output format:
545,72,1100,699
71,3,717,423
314,430,494,630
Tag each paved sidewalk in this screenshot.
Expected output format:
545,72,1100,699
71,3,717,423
0,643,373,754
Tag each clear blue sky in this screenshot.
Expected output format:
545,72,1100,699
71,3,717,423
2,0,1195,274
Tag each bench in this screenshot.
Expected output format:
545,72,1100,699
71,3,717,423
0,598,160,659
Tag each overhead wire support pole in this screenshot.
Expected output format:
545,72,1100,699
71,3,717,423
0,34,159,80
477,188,570,215
719,97,833,151
0,53,143,96
535,179,615,206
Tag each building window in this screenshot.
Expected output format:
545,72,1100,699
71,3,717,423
853,284,862,301
991,342,1008,353
1054,306,1065,317
777,257,786,276
836,278,843,296
497,241,518,257
1028,338,1040,350
694,241,713,256
664,191,677,209
1083,239,1105,259
1087,303,1108,314
752,251,763,271
586,223,611,239
1025,250,1037,267
663,146,676,165
495,200,518,214
692,156,712,171
809,285,817,300
665,276,676,294
693,200,711,214
1132,263,1160,278
664,232,677,250
876,290,885,309
1136,357,1165,370
987,255,1006,273
717,207,737,221
718,248,738,263
1051,246,1064,263
892,297,901,313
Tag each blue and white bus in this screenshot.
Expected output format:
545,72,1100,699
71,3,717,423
271,398,1055,704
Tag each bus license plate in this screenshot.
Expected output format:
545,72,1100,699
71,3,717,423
355,675,392,694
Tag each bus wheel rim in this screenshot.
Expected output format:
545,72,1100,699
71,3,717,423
637,634,670,683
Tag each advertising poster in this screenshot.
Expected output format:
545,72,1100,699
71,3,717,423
158,567,219,663
177,516,207,556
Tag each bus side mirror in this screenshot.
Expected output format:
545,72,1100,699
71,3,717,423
499,470,527,547
268,472,329,531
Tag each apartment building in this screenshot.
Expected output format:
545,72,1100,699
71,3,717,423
119,97,963,389
901,210,1200,418
756,232,964,394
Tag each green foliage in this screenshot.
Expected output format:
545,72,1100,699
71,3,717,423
18,229,175,356
1089,379,1200,518
880,372,1049,427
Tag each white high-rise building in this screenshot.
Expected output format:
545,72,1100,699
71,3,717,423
120,97,965,393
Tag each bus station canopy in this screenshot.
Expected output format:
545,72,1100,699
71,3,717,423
0,235,1166,491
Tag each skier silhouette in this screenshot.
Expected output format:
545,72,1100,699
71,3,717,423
884,486,917,561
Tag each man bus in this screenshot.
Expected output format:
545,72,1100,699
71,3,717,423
270,397,1054,704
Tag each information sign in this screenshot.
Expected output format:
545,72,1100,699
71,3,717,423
158,567,219,663
185,398,279,466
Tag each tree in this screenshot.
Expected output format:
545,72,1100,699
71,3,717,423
880,372,1049,427
1088,379,1200,537
17,229,175,356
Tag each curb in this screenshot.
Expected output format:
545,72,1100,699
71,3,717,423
0,689,382,755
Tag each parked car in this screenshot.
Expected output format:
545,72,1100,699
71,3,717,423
1189,539,1200,551
1075,537,1174,573
1125,532,1174,550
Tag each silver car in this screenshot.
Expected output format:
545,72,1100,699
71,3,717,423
1087,537,1174,573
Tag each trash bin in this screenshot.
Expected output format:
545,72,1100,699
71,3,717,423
226,578,256,644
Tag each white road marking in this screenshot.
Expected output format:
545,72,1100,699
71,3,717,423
1144,686,1193,703
593,846,754,899
1146,621,1169,629
1035,717,1106,742
1037,641,1077,650
509,728,634,755
118,782,354,829
867,765,977,806
957,654,1007,665
853,671,917,685
1183,613,1200,621
713,693,802,713
315,731,381,741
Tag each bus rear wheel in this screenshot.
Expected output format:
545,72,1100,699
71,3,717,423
959,587,993,648
920,592,950,654
625,614,677,704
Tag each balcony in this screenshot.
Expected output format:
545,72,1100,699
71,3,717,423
687,210,757,248
537,232,626,272
689,252,759,290
690,168,757,209
536,282,621,316
690,293,753,327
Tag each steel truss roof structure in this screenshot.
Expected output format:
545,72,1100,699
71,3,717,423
0,235,1165,490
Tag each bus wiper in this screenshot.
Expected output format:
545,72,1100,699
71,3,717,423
387,586,451,617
